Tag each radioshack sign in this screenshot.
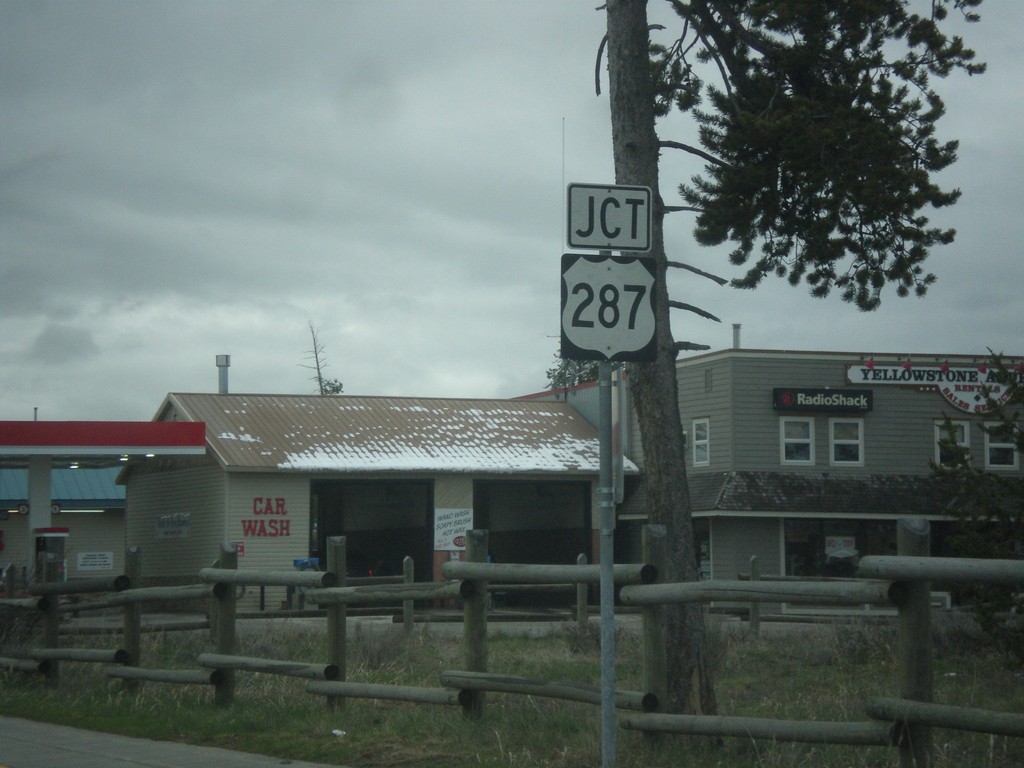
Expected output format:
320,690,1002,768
773,388,873,414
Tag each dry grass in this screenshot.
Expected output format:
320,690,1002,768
1,611,1022,767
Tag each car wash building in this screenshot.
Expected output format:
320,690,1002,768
123,393,630,610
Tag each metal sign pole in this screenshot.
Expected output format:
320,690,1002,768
587,242,617,766
564,185,654,768
599,353,616,768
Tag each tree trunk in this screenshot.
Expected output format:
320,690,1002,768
604,0,716,715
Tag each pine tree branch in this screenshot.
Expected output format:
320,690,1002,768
660,140,732,169
675,341,712,352
669,300,722,322
667,260,729,286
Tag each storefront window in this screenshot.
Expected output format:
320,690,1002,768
784,519,897,577
695,517,711,580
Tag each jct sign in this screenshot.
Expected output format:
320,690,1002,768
566,183,652,252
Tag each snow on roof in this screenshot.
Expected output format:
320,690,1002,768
162,393,635,475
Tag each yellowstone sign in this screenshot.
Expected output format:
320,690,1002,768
846,362,1024,414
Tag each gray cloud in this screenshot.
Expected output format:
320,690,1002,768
1,1,1021,421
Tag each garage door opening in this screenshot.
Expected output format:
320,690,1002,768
311,480,433,583
473,479,591,607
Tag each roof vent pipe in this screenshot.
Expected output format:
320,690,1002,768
732,324,742,349
216,354,231,394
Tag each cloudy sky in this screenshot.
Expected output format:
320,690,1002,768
2,1,1021,422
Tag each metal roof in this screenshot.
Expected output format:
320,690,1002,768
0,467,125,508
160,393,632,475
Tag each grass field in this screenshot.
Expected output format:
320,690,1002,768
1,611,1022,767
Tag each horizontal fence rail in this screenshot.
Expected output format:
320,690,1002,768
441,561,657,585
198,568,337,589
98,584,225,608
29,647,128,665
866,697,1024,738
197,653,339,681
107,667,222,686
27,574,130,596
857,555,1024,584
0,657,50,674
305,581,462,606
620,712,897,746
440,670,657,712
307,680,461,706
3,522,1022,768
619,579,894,607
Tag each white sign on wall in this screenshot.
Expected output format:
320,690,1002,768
77,551,114,572
156,512,191,539
434,508,473,551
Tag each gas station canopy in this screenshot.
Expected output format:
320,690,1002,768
0,421,207,468
1,421,207,577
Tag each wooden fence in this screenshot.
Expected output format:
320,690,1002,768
2,520,1022,767
617,518,1024,767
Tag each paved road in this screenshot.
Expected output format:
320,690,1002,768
0,717,341,768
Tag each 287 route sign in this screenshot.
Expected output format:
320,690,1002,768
560,253,657,362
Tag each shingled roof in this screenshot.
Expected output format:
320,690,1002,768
158,393,635,475
688,471,962,516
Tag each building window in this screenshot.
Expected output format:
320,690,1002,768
985,422,1019,470
692,418,710,466
704,369,713,393
935,420,969,467
781,417,815,465
785,519,896,577
829,418,864,466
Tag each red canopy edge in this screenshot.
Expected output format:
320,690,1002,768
0,421,206,452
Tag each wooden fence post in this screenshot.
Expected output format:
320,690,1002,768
403,556,414,637
576,553,589,635
462,529,488,718
895,517,933,768
41,557,61,689
326,536,347,710
4,564,16,598
749,555,761,636
642,524,668,741
122,547,142,693
213,543,237,707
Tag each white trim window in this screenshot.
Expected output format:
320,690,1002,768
984,422,1019,470
829,418,864,466
692,418,710,467
935,420,969,467
781,417,815,465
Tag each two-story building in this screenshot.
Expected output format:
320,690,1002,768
638,349,1022,593
530,347,1022,598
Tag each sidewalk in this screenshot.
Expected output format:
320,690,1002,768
0,717,343,768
